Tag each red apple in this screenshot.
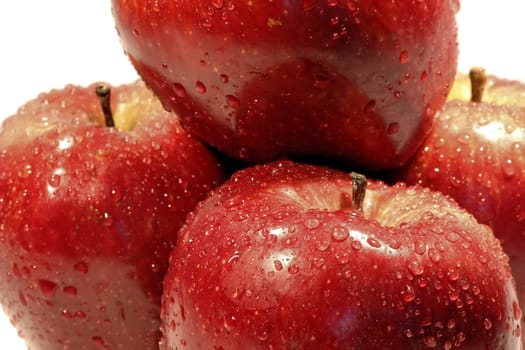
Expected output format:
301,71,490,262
0,80,227,349
395,67,525,348
111,0,459,171
160,160,521,349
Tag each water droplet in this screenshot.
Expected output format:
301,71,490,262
413,239,426,255
364,100,376,114
402,284,416,303
483,318,492,330
12,264,22,278
387,122,400,135
257,329,269,341
428,248,441,263
226,95,240,109
331,226,349,242
305,218,320,229
172,83,188,98
346,0,356,11
424,335,437,348
211,0,224,8
351,240,362,251
38,279,58,298
18,164,33,178
74,261,89,274
512,301,522,321
48,173,62,188
220,74,229,83
288,264,299,274
457,133,470,145
238,147,249,160
84,161,96,172
502,159,516,179
224,314,238,331
63,286,78,296
309,231,328,248
76,311,87,319
407,260,424,276
180,305,186,321
447,318,456,329
196,81,207,94
448,289,460,302
367,237,381,248
102,212,114,227
92,336,106,348
459,279,470,291
388,239,401,250
313,73,330,89
399,50,409,64
445,232,459,243
472,285,481,296
335,250,350,265
448,269,460,282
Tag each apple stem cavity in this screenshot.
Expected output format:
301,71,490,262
350,172,367,212
96,84,115,127
469,67,487,103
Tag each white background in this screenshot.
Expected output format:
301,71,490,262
1,1,524,348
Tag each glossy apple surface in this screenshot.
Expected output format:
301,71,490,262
0,80,227,349
161,160,521,349
395,69,525,348
112,0,459,171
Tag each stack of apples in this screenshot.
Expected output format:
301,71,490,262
1,1,524,349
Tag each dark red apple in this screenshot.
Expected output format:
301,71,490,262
111,0,459,171
395,67,525,348
160,160,521,349
0,80,227,349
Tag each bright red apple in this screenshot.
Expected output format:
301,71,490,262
111,0,459,171
0,80,227,349
395,67,525,348
160,160,521,349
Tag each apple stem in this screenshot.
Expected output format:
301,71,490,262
96,84,115,127
469,67,487,103
350,172,367,212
